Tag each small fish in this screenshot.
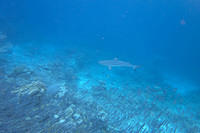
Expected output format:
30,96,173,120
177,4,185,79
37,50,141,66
98,58,140,70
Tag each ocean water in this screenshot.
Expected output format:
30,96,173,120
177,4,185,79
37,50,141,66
0,0,200,133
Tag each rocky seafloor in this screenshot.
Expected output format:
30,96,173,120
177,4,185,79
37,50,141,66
0,40,200,133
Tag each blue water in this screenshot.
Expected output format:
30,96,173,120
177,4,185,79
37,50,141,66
0,0,200,132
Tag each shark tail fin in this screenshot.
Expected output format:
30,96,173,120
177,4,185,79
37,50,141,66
132,65,140,71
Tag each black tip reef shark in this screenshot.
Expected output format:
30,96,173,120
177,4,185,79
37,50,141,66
98,58,140,71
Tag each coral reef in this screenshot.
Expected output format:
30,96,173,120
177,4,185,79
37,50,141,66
12,81,46,96
0,44,200,133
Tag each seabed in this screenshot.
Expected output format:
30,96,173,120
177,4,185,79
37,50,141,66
0,41,199,133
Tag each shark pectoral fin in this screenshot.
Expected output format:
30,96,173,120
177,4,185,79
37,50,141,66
108,66,112,70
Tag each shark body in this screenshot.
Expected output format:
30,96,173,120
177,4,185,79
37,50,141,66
99,58,139,70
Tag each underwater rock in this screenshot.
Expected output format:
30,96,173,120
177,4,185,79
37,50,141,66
64,118,77,129
59,119,65,123
64,105,74,119
12,80,46,96
98,110,107,121
90,118,108,131
56,83,67,98
77,119,83,125
34,115,40,119
47,82,63,96
73,113,83,125
54,114,59,119
73,113,81,120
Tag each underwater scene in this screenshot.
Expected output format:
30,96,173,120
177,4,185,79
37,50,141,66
0,0,200,133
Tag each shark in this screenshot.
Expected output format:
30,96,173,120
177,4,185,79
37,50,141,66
98,58,140,70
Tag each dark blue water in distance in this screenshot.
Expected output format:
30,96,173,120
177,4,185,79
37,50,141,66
0,0,200,132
